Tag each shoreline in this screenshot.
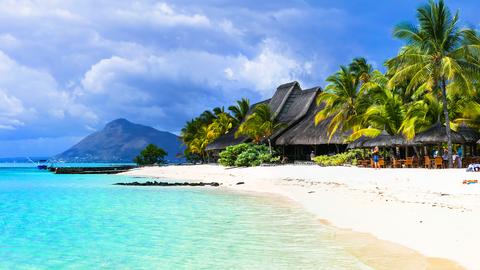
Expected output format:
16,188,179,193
120,164,480,269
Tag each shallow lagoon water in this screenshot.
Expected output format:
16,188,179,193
0,167,373,269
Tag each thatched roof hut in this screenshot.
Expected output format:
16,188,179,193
205,128,248,151
361,130,411,148
274,99,348,145
457,124,480,144
413,123,466,144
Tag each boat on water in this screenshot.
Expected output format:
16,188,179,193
37,160,48,170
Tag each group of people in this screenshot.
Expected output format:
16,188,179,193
432,147,463,168
371,146,464,169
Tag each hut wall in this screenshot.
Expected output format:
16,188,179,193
280,144,347,161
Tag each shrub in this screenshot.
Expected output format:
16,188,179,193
219,143,278,167
313,149,364,166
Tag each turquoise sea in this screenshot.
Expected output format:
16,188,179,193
0,165,373,269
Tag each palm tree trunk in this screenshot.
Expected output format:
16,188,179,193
268,139,272,155
441,78,453,168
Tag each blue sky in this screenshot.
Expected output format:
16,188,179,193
0,0,478,157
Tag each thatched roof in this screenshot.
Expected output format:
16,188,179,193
269,81,301,118
274,91,349,145
413,123,466,144
361,130,411,147
457,124,480,144
347,136,369,149
205,128,248,151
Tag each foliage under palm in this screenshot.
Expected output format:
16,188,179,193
386,0,480,167
236,103,283,153
315,59,373,141
228,98,250,126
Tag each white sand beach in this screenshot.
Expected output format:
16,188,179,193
121,165,480,269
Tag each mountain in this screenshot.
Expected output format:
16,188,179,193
55,119,184,163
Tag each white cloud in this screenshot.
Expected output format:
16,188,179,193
0,0,84,22
219,19,244,36
0,91,24,116
228,39,311,96
111,2,210,28
0,33,20,48
0,50,97,130
82,38,314,99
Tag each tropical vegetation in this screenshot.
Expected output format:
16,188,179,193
235,103,284,153
181,0,480,168
313,149,365,167
181,99,249,162
315,0,480,168
134,144,168,165
218,143,279,167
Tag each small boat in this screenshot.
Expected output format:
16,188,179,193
37,160,48,170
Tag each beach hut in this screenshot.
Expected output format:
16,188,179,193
361,130,409,148
272,88,349,160
458,124,480,156
206,82,349,161
413,123,466,166
413,123,466,145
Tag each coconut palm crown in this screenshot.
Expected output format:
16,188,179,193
386,0,480,167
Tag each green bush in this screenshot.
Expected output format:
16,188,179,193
313,149,364,166
219,143,278,167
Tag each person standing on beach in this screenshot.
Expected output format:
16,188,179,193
372,146,380,169
457,146,463,168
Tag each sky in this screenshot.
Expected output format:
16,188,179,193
0,0,478,157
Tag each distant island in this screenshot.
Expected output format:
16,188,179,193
55,119,184,163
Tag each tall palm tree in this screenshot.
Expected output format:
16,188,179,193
350,57,373,84
228,98,250,126
315,64,372,141
236,103,283,153
386,0,479,167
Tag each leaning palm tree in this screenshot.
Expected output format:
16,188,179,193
236,103,283,153
386,0,479,167
228,98,250,126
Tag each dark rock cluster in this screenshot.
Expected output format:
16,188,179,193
114,181,220,187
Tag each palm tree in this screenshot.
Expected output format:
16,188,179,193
386,0,479,167
315,63,372,141
236,103,283,153
350,71,406,140
207,113,234,140
228,98,250,126
400,93,443,140
350,57,373,84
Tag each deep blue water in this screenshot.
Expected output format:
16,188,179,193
0,167,372,269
